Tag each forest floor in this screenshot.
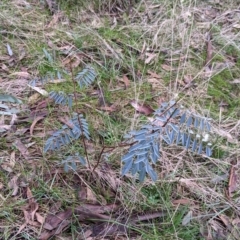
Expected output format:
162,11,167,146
0,0,240,239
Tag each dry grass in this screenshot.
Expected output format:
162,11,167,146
0,0,240,239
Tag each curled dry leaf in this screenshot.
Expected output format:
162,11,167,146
147,70,161,79
40,204,118,240
28,84,49,97
1,163,13,172
43,208,72,231
228,165,238,198
86,187,98,204
17,187,40,234
213,128,238,144
172,198,194,206
1,151,16,172
145,53,157,64
77,203,118,214
10,71,30,79
119,75,130,88
219,214,232,229
147,78,161,88
47,12,63,28
94,164,121,191
91,222,127,237
8,173,20,196
13,139,29,160
205,33,213,67
130,100,154,115
98,105,117,112
28,93,41,105
26,187,39,221
40,209,72,240
30,116,45,136
182,210,193,226
161,64,172,71
36,212,45,224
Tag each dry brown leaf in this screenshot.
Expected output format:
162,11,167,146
86,187,98,204
36,212,45,224
62,57,72,67
147,78,160,86
1,163,13,172
147,70,161,79
30,116,44,136
98,105,117,112
179,179,211,199
58,116,75,129
219,214,232,229
161,64,172,71
13,139,29,160
97,88,105,107
28,93,41,105
71,56,81,68
182,210,192,226
78,186,87,200
28,85,49,97
8,174,20,195
232,218,240,225
183,75,193,84
48,79,67,84
3,151,15,171
91,222,127,237
47,12,63,28
131,211,167,223
26,187,39,221
119,75,130,88
43,208,72,231
40,218,71,240
17,222,28,235
130,100,154,115
75,203,118,215
145,53,156,64
205,33,213,67
228,165,238,197
75,204,112,221
209,219,226,239
17,187,40,234
83,229,93,238
172,199,194,205
1,63,9,72
94,164,121,191
10,71,30,79
213,127,237,144
230,79,240,84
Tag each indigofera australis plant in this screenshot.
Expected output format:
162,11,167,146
31,50,213,182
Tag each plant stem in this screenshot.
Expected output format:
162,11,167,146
70,63,91,169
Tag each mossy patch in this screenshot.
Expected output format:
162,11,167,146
207,69,237,114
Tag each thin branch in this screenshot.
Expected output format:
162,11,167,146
92,146,105,172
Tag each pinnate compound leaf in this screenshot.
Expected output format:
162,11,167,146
121,160,133,176
139,165,146,182
44,114,89,153
0,94,22,104
43,48,53,63
75,65,97,88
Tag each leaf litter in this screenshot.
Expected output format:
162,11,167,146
130,100,154,115
1,1,240,239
